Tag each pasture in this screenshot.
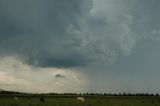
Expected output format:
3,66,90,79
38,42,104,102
0,95,160,106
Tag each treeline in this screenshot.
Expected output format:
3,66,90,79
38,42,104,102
0,89,159,97
48,92,159,97
0,89,27,95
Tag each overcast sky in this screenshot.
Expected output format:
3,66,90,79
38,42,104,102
0,0,160,93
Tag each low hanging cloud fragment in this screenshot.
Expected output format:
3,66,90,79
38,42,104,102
55,74,66,79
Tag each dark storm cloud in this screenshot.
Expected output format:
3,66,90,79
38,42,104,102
1,0,157,68
39,58,87,68
1,0,160,93
0,0,93,67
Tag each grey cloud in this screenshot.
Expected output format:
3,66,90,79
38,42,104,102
0,0,148,68
114,0,160,37
1,0,160,93
0,0,93,67
55,74,66,79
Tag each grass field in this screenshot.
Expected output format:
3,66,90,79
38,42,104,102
0,96,160,106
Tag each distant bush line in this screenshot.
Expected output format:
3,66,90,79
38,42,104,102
0,89,159,97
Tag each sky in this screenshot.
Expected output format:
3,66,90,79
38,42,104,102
0,0,160,93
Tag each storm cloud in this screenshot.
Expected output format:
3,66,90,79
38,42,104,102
1,0,160,93
0,0,137,68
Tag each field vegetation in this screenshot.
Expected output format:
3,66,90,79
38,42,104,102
0,89,160,106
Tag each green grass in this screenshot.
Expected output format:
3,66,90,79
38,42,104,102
0,96,160,106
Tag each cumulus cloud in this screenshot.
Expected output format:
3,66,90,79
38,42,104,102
105,0,160,40
0,0,138,67
0,56,88,93
0,0,159,67
1,0,160,93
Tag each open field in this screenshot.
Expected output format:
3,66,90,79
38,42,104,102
0,95,160,106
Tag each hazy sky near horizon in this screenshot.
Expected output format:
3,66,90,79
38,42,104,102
0,0,160,93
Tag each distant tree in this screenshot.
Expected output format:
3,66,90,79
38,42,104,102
156,93,159,96
123,92,126,96
118,93,122,96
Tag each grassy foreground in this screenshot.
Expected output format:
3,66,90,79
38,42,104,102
0,96,160,106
